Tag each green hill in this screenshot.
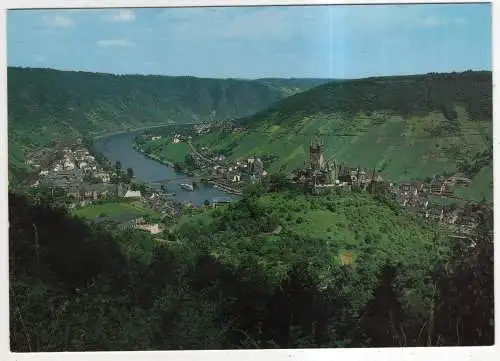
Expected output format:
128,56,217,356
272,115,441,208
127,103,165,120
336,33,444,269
174,190,448,299
255,77,336,96
9,188,494,349
193,71,493,201
7,67,323,180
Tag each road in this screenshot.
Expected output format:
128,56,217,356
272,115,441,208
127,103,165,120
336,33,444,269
91,122,200,140
187,140,218,166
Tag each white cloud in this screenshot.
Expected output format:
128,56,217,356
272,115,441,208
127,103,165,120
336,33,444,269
43,14,76,28
110,9,136,22
96,38,134,47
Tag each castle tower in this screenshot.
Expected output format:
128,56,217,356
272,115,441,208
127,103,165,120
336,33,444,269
309,140,325,171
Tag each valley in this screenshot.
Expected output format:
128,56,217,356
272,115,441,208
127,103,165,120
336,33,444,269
7,67,323,184
7,60,494,352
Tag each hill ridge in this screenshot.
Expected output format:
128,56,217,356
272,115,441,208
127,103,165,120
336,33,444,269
7,66,326,181
191,70,492,201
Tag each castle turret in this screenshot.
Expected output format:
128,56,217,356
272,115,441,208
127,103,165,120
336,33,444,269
309,141,325,171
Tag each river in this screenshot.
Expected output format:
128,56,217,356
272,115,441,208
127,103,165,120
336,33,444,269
93,131,237,206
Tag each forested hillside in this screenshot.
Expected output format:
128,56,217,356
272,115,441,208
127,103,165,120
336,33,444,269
9,182,494,351
7,67,314,180
194,71,493,201
255,78,335,96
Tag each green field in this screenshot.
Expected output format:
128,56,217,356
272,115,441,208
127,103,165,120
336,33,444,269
140,140,190,164
73,201,157,219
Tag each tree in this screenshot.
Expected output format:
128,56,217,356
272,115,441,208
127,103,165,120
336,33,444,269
353,265,405,347
173,163,184,172
431,209,494,346
115,161,122,175
126,167,134,182
185,154,196,170
112,161,122,184
267,173,289,193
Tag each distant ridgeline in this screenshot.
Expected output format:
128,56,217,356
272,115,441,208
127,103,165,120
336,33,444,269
240,71,492,125
194,71,493,201
7,66,327,182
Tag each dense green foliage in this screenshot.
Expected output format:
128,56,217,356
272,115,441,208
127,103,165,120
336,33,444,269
8,67,494,351
9,187,494,351
248,71,492,122
255,78,336,96
193,71,493,201
8,67,317,182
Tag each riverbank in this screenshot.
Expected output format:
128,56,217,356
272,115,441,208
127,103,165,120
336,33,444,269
135,142,243,196
90,123,175,141
209,181,244,196
132,144,176,168
135,139,244,196
92,131,238,206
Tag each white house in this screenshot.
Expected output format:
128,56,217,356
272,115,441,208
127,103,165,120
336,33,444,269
63,158,75,170
96,172,110,183
232,174,241,182
124,190,142,198
136,223,163,234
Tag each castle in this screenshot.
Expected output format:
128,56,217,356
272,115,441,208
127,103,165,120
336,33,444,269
309,142,325,171
292,139,377,194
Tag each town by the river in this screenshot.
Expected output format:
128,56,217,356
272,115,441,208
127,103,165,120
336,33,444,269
93,131,237,206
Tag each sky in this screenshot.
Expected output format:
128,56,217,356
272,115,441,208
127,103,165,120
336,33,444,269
7,4,492,79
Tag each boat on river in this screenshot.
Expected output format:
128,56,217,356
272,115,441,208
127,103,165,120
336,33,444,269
180,183,194,191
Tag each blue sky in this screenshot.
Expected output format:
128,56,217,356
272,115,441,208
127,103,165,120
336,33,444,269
7,4,492,79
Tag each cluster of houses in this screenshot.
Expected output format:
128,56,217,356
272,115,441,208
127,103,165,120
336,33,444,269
289,141,483,233
29,143,112,184
188,144,268,192
27,143,122,204
193,123,211,135
192,121,246,135
210,157,268,184
232,127,246,134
